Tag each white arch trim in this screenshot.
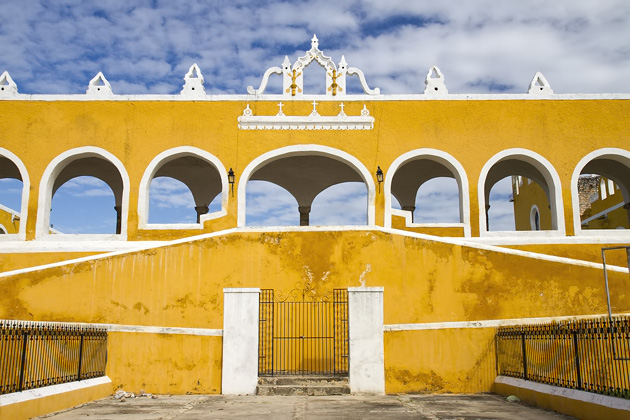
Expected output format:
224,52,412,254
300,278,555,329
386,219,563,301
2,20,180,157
571,148,630,236
0,148,30,240
138,146,228,230
237,145,376,227
384,149,471,237
478,148,565,237
36,146,130,241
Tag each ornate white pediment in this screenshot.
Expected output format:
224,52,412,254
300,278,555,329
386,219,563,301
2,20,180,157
238,102,374,130
247,35,379,97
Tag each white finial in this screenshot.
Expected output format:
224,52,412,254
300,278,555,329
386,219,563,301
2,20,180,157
181,63,206,97
528,72,553,94
0,71,18,96
424,65,448,95
86,72,113,96
311,34,319,49
282,56,291,70
338,55,347,70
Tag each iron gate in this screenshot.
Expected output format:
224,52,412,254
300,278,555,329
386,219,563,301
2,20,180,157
258,288,348,376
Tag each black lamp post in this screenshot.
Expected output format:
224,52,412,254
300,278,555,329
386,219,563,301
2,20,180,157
376,166,383,192
228,168,235,196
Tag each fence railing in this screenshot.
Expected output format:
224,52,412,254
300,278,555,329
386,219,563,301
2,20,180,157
496,316,629,399
0,320,108,395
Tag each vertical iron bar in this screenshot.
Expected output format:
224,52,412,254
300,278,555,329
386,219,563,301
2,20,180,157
573,331,582,390
77,332,85,381
18,330,28,392
521,330,528,381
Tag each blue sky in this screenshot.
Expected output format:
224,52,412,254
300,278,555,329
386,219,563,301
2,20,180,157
1,1,629,232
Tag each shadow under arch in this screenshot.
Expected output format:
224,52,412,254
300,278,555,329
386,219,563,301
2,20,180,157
478,148,565,236
571,148,630,235
36,147,130,240
238,145,376,227
0,148,30,240
384,149,471,237
138,146,228,229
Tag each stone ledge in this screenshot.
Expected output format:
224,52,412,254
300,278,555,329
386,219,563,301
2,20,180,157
493,375,630,420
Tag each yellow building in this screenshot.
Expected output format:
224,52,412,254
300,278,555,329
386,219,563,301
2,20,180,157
0,37,629,405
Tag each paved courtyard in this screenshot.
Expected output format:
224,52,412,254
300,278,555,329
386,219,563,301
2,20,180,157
35,393,574,419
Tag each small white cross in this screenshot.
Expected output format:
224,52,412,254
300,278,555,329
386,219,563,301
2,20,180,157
310,100,320,117
338,103,346,116
277,102,285,116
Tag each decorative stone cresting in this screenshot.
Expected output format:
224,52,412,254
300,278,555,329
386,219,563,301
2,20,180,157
237,101,374,130
528,72,553,94
86,72,113,96
181,63,205,97
0,71,18,96
247,34,380,97
424,66,448,95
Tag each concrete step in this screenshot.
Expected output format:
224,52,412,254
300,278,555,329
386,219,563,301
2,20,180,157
256,376,350,396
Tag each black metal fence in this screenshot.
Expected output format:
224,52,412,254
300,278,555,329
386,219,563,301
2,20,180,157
0,321,108,395
497,316,629,399
259,288,348,376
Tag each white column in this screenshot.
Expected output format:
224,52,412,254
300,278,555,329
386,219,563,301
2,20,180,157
348,287,385,394
221,288,260,395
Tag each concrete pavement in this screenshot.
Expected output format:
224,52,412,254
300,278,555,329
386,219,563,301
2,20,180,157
35,393,574,419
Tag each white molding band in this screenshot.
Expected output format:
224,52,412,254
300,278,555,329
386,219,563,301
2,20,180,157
35,146,130,241
383,148,471,236
137,146,228,229
477,148,566,237
0,148,30,241
495,376,630,412
237,145,377,227
571,148,630,236
1,226,628,280
384,312,629,332
0,319,222,336
2,93,630,103
0,376,112,408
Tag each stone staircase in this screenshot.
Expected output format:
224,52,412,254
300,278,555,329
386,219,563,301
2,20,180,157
256,376,350,396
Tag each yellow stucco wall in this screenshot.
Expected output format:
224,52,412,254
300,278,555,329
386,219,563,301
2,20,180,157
1,99,629,239
385,328,496,394
512,179,552,230
1,230,628,393
0,252,102,272
0,207,19,234
503,243,630,266
107,332,222,394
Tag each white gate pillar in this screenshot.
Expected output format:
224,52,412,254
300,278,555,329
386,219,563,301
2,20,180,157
221,288,260,395
348,287,385,394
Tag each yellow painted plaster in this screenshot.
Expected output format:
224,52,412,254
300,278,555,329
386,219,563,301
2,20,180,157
1,100,629,239
0,252,101,273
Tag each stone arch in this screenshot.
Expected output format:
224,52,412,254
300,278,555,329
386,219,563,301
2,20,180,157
571,148,630,235
478,148,565,236
138,147,228,229
238,145,376,227
384,149,471,237
0,148,30,240
36,147,130,240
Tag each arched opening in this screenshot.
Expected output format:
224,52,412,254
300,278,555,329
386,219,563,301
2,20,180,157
0,149,29,238
479,149,564,235
385,150,470,235
240,146,375,227
49,158,123,234
138,147,227,229
573,150,630,232
37,147,129,240
50,176,117,234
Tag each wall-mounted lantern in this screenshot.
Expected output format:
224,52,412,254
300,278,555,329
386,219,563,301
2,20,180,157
376,166,383,192
228,168,235,196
